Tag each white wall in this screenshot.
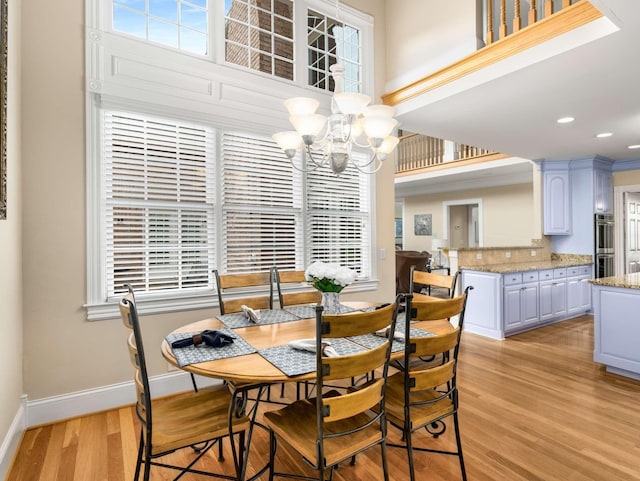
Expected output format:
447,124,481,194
384,0,481,92
402,182,535,251
19,0,393,406
0,0,24,474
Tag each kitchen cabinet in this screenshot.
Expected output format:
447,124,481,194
539,269,567,323
543,170,571,235
503,272,539,333
567,265,592,315
461,265,592,339
594,168,613,214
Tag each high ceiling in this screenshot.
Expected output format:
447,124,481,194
393,0,640,193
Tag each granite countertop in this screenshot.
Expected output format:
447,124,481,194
460,254,593,274
590,273,640,290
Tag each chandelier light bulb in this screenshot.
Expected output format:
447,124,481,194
364,105,395,118
289,114,326,141
333,92,371,116
362,116,398,141
273,131,303,158
377,136,400,155
284,97,320,116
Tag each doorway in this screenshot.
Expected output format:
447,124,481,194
624,192,640,273
443,199,482,249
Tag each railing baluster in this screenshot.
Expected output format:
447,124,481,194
513,0,521,32
499,0,507,39
529,0,537,25
545,0,553,17
562,0,571,7
487,0,494,45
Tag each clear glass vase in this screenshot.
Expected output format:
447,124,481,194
320,291,341,314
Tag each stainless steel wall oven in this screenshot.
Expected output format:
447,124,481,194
595,214,615,278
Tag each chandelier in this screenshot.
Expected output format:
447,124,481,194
273,64,400,175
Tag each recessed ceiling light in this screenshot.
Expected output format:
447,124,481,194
557,117,575,124
596,132,613,138
629,145,640,149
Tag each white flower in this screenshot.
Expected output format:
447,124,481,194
305,261,358,292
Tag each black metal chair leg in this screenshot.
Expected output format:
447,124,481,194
454,412,467,481
134,432,144,481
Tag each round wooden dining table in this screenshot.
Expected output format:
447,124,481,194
161,300,454,385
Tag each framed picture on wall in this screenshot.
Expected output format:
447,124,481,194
414,214,432,236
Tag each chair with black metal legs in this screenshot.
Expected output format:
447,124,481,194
272,267,322,399
385,288,473,481
410,265,460,299
263,299,402,481
119,285,251,481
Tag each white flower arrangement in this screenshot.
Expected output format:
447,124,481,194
305,261,358,293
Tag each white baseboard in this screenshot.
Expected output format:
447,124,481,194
0,396,27,481
26,372,220,427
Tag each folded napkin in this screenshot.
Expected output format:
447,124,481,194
374,327,405,341
241,304,262,323
171,330,235,349
288,338,339,357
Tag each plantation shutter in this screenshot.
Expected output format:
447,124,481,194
306,156,370,278
221,131,303,273
104,111,216,298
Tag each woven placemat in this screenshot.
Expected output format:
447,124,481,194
285,304,358,319
166,327,257,367
349,327,435,353
258,338,365,377
217,309,299,328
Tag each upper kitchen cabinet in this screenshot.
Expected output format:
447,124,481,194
540,158,614,237
594,166,613,214
543,167,571,235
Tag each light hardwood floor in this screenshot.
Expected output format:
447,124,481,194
7,315,640,481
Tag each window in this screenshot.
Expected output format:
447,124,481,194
224,0,295,80
221,131,302,272
92,109,372,317
307,9,361,92
107,0,364,90
307,165,369,274
103,111,216,299
113,0,209,55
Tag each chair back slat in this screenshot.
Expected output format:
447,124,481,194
217,271,271,289
410,360,455,391
410,328,460,358
321,303,396,338
322,343,389,380
222,296,272,314
410,267,460,298
274,268,322,307
411,295,466,321
322,378,384,423
213,269,273,314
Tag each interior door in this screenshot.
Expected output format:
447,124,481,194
625,192,640,273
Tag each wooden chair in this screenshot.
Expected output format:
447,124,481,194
213,269,273,314
385,288,473,481
273,268,321,307
273,268,321,399
263,300,401,481
410,265,459,300
119,285,251,481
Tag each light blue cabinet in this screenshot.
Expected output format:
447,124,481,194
543,170,571,235
461,265,592,339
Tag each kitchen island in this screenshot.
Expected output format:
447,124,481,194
591,274,640,380
459,254,593,339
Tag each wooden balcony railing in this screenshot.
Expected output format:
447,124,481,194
395,132,496,174
487,0,576,44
